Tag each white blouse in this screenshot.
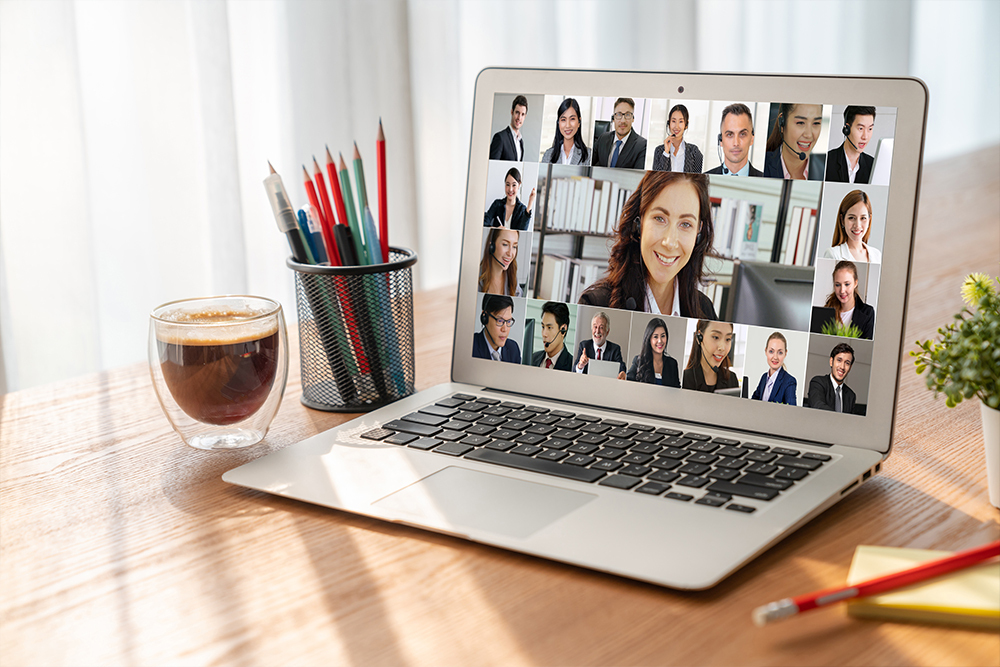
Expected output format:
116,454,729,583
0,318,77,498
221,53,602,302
824,241,882,264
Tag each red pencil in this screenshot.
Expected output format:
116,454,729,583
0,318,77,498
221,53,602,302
310,158,340,265
302,165,326,230
377,120,388,261
752,540,1000,626
325,146,351,228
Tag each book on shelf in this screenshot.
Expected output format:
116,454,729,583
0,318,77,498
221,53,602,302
782,206,818,266
710,197,763,260
543,174,630,235
536,253,607,302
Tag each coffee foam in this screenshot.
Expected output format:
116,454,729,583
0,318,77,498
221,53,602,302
156,308,279,346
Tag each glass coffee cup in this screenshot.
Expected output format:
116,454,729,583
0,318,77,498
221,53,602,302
149,295,289,450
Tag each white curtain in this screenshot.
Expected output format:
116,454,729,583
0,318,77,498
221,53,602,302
1,0,997,393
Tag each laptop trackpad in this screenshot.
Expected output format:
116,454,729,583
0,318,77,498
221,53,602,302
372,466,596,540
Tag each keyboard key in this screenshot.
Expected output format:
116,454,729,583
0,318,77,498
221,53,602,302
435,398,466,408
408,437,441,450
656,428,683,436
420,405,458,418
803,452,832,461
685,432,711,441
687,453,719,465
544,438,573,450
607,427,637,439
648,470,680,483
663,437,692,448
511,444,543,456
665,492,694,501
620,464,652,477
774,456,822,471
688,441,720,453
745,462,778,475
776,467,809,481
462,402,488,412
537,449,569,461
515,433,547,446
678,463,711,476
441,420,470,432
465,449,605,483
592,459,624,472
361,428,393,441
482,406,510,417
738,472,792,491
746,451,778,463
581,422,612,434
436,429,467,442
499,401,524,410
383,420,441,437
599,475,642,490
451,393,476,401
564,454,597,467
630,442,662,455
578,433,609,445
696,494,728,507
636,482,670,496
604,438,632,449
706,480,779,500
773,447,801,457
385,432,418,445
603,419,628,427
436,442,473,456
526,424,557,436
502,419,531,431
595,447,627,460
742,442,769,451
476,415,506,427
651,457,681,471
464,424,496,436
707,468,740,481
531,414,561,425
717,446,750,458
660,447,687,459
575,414,600,422
552,428,582,440
453,411,480,422
622,453,653,465
629,423,655,432
716,456,749,470
507,410,534,421
676,475,711,488
726,504,757,513
524,406,549,413
485,439,516,451
713,438,741,446
557,419,586,430
567,443,599,455
633,432,664,444
404,412,449,427
549,410,576,419
492,428,519,440
477,397,500,405
460,434,491,447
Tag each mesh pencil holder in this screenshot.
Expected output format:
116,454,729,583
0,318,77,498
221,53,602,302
288,247,418,412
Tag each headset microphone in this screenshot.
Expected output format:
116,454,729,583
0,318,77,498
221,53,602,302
783,139,806,161
625,297,637,311
543,325,567,349
696,330,720,373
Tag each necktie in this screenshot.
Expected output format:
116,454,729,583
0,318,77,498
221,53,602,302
492,349,500,362
545,359,552,369
596,348,601,360
518,137,524,160
610,139,622,168
835,385,843,413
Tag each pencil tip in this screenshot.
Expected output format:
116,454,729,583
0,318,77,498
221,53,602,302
353,142,360,158
325,145,334,161
339,153,347,169
377,121,384,140
268,161,276,174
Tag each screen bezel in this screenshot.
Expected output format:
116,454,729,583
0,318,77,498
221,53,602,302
452,68,928,455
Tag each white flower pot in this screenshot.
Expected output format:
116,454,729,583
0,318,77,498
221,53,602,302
982,401,1000,509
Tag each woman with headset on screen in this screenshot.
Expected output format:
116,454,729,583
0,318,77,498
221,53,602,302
682,320,739,393
541,98,590,166
824,189,882,263
478,228,522,297
626,318,680,387
579,171,717,319
483,167,536,231
651,104,704,173
750,332,797,405
821,260,875,339
762,103,826,180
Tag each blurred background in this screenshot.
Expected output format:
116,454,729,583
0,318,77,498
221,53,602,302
1,0,997,393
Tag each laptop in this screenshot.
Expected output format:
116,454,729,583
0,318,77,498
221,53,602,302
224,69,927,590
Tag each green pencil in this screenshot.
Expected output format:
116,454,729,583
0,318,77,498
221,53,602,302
338,153,368,264
353,141,369,217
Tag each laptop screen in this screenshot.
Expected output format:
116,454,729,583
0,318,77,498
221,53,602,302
471,92,896,419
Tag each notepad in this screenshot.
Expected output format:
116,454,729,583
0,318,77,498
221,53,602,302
846,545,1000,629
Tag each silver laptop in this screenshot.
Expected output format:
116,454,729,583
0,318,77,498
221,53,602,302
224,69,927,589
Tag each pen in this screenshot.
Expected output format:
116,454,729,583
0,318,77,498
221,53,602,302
363,205,383,265
295,208,319,265
376,120,389,262
300,205,328,264
265,163,311,263
752,540,1000,626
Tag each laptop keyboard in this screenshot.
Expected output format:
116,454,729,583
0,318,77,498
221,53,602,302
361,393,832,514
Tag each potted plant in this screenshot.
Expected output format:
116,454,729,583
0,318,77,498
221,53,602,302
912,273,1000,508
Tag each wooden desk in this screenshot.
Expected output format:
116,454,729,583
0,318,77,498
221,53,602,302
2,148,998,667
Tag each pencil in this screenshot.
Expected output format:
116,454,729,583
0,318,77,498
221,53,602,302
339,153,368,264
302,166,327,232
324,146,351,228
353,141,369,218
311,157,340,265
752,540,1000,626
377,120,389,262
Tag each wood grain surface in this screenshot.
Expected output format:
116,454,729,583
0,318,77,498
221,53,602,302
1,148,998,667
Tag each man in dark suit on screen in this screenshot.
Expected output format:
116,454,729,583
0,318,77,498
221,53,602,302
826,105,876,184
489,95,528,161
472,295,521,364
574,311,626,376
591,98,647,170
705,103,763,177
532,301,573,371
807,342,857,413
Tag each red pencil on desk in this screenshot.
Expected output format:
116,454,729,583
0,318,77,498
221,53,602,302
752,540,1000,626
377,120,389,261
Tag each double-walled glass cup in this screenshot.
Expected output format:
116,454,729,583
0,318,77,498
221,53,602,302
149,295,288,450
